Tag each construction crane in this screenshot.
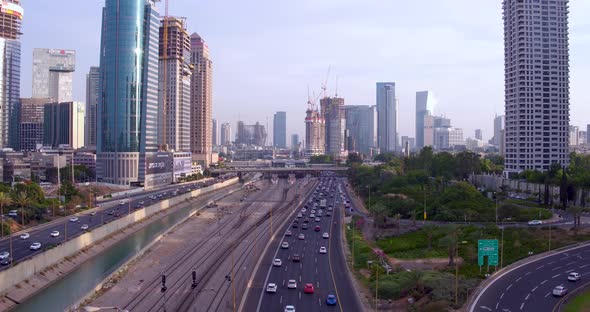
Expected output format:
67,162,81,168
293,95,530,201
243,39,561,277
158,0,170,151
321,65,331,99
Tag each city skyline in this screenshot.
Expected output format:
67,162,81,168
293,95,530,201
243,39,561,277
20,1,590,142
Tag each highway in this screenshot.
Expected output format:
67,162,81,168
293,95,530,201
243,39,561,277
245,176,361,312
0,175,236,269
471,243,590,312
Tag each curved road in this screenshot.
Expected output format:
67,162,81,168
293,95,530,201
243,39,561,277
471,243,590,312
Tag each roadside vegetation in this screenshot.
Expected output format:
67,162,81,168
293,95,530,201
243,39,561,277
564,289,590,312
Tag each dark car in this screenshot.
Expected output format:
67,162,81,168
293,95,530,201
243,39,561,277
301,224,308,230
326,294,337,305
292,223,298,228
314,226,321,232
0,257,12,266
292,254,301,262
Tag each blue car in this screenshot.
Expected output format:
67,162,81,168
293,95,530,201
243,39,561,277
326,294,337,305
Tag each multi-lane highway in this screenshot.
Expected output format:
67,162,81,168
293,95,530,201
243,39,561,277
471,243,590,312
246,176,361,312
0,175,236,268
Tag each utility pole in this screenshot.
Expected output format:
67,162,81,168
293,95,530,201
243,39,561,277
231,242,236,312
455,234,459,306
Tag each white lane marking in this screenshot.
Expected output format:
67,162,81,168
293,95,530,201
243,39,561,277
525,272,532,276
536,265,544,270
299,275,301,282
552,266,563,271
559,257,569,261
566,261,576,266
541,280,548,285
480,307,492,312
280,296,283,303
507,284,513,290
532,286,538,292
500,292,505,299
516,277,522,282
566,269,575,273
552,274,561,278
283,280,286,286
545,292,551,298
520,302,525,310
496,302,500,310
548,261,556,265
525,294,530,300
299,291,301,300
580,264,590,269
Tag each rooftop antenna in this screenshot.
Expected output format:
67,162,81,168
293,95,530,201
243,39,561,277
335,76,339,98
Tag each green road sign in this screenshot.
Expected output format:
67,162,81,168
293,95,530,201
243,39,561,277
478,239,499,266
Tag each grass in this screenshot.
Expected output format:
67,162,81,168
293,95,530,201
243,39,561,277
376,230,448,259
564,289,590,312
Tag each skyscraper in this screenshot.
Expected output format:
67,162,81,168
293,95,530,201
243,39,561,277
415,91,436,149
85,66,99,147
97,0,161,186
587,125,590,145
32,48,75,103
490,114,505,146
212,118,219,146
344,105,376,155
190,33,213,167
291,134,299,149
475,129,482,141
305,107,325,157
43,101,85,149
503,0,570,174
320,97,346,157
19,97,50,151
0,1,23,149
159,17,192,152
273,111,287,149
220,122,231,146
376,83,398,152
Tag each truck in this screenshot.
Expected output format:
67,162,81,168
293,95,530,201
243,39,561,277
320,199,327,208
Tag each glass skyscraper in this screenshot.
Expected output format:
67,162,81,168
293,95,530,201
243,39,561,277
273,111,287,148
97,0,160,185
376,82,397,152
415,91,436,149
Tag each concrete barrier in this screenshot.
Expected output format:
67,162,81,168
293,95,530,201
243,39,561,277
0,177,239,294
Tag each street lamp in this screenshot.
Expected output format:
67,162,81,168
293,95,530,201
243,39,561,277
83,306,128,312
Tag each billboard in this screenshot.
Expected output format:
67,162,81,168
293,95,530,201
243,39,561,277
173,157,192,174
145,152,173,175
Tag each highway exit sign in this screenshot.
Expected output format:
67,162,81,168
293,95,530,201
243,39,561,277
478,239,499,266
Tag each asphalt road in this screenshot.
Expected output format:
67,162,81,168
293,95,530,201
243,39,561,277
471,243,590,312
0,175,236,269
248,176,361,312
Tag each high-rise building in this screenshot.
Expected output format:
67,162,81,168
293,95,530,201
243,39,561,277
415,91,436,149
475,129,482,141
291,134,299,149
320,97,346,157
401,136,415,153
273,111,287,149
190,33,213,167
434,128,463,150
578,131,587,145
19,98,50,151
503,0,570,174
85,66,99,147
235,121,267,146
159,17,192,152
376,83,398,152
569,126,579,146
344,105,376,155
32,48,75,103
490,114,505,146
43,101,85,149
0,1,23,149
587,124,590,145
220,122,231,146
212,118,219,146
305,107,325,157
97,0,162,186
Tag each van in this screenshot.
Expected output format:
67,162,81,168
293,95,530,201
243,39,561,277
7,210,17,217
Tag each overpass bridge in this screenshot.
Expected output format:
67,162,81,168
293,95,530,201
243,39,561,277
210,167,348,179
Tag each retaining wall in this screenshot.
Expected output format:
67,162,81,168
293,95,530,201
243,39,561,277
0,177,239,294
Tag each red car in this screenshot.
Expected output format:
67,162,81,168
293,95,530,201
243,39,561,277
304,283,314,294
314,226,320,232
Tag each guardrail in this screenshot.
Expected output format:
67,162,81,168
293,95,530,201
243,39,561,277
552,280,590,312
465,240,590,311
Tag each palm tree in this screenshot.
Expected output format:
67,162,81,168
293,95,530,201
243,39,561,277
0,192,12,237
13,193,30,226
439,225,462,266
423,224,437,250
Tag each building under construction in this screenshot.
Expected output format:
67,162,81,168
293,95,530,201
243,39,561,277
320,96,346,157
305,108,325,157
235,121,267,147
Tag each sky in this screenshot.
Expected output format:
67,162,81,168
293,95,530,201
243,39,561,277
20,0,590,144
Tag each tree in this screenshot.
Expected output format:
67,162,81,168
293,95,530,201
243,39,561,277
0,192,12,236
346,153,363,166
371,203,388,228
567,206,583,235
560,168,568,209
423,224,437,250
439,225,462,266
13,192,30,226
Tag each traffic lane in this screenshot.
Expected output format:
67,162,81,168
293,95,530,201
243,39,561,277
474,244,590,312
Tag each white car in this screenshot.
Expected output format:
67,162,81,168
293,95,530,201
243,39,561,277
528,220,543,226
568,272,581,281
553,285,567,296
0,251,9,259
287,279,297,289
273,259,282,267
266,283,277,293
319,247,327,254
119,201,126,206
297,214,302,218
285,305,295,312
298,234,305,240
281,242,289,249
20,233,30,240
30,242,41,250
322,232,330,239
81,224,89,231
315,217,321,222
50,230,60,237
69,217,79,222
310,214,316,218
